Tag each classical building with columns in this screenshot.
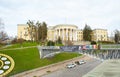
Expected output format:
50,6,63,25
47,24,83,42
17,24,108,44
17,24,83,43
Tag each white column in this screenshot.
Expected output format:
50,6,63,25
59,29,60,36
54,30,56,41
73,29,75,41
62,29,64,40
66,28,68,40
73,29,77,41
57,29,59,39
72,29,73,41
68,29,70,40
76,30,77,41
56,29,57,40
69,29,71,41
70,29,72,41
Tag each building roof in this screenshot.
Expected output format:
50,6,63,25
76,29,83,31
17,24,28,26
93,28,107,31
48,26,54,29
53,24,78,29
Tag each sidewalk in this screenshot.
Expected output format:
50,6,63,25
0,46,36,51
11,55,92,77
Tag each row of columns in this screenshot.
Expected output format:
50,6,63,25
54,28,77,41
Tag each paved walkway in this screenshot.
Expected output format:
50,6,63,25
11,55,92,77
0,46,36,51
83,59,120,77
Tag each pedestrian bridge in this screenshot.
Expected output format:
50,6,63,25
81,44,120,60
38,44,120,59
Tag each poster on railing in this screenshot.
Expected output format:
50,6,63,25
92,45,97,49
78,45,82,50
80,45,98,50
60,46,79,52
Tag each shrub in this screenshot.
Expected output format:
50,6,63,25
46,70,51,73
11,38,25,44
55,43,64,46
91,41,97,45
47,41,55,46
98,41,114,44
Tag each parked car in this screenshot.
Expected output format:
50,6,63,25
66,63,76,68
75,60,86,65
79,60,86,64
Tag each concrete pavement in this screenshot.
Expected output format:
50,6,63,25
42,59,101,77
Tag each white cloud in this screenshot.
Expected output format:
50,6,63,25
0,0,120,36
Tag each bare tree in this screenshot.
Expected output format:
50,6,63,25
27,20,47,44
27,20,35,41
114,29,120,44
0,18,4,40
0,18,8,44
0,18,4,30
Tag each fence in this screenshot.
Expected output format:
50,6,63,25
38,45,120,59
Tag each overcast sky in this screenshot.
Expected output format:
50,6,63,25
0,0,120,37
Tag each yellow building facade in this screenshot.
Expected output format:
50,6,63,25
77,29,83,41
91,29,108,41
17,24,108,42
17,24,30,40
17,24,83,42
47,24,83,42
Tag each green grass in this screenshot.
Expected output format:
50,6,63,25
0,44,5,48
0,45,2,47
0,47,81,76
1,42,38,49
101,45,120,49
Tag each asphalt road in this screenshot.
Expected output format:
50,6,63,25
42,59,102,77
